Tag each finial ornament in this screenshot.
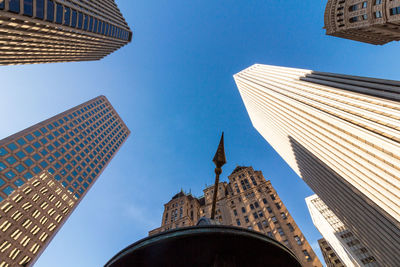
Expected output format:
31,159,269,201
211,132,226,220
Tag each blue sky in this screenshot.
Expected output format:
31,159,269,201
2,0,400,266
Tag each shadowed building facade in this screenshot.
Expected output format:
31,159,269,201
233,64,400,266
0,0,132,65
325,0,400,45
149,166,322,267
0,96,130,266
318,238,344,267
306,195,378,267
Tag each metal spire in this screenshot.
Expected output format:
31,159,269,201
211,132,226,220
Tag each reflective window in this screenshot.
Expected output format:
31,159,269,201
17,138,27,146
15,164,25,173
14,179,24,187
9,0,20,13
56,4,62,24
5,170,16,179
23,0,33,16
32,166,41,174
94,18,98,32
71,10,77,27
0,162,6,171
24,172,33,180
7,143,18,151
0,147,8,156
6,156,17,165
35,0,44,19
0,0,4,9
83,14,88,30
78,12,83,28
16,151,26,159
64,7,70,26
0,178,4,186
24,159,33,167
3,186,15,196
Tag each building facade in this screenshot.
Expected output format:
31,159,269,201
0,95,130,266
318,238,344,267
324,0,400,45
233,64,400,266
306,195,378,267
0,0,132,65
149,166,322,267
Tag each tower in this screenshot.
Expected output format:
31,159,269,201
0,0,132,65
325,0,400,45
0,95,130,266
149,166,322,267
233,63,400,265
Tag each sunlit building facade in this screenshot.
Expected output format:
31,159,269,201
233,64,400,266
306,195,378,267
0,0,132,65
0,95,130,266
325,0,400,45
149,166,322,267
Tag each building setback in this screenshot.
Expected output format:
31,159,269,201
306,195,378,267
318,238,344,267
0,95,130,266
0,0,132,65
324,0,400,45
233,64,400,266
149,166,322,267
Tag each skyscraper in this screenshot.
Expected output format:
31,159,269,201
324,0,400,45
0,95,130,266
306,195,378,266
233,63,400,266
0,0,132,65
318,238,344,267
149,166,322,267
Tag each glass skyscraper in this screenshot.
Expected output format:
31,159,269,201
0,0,132,65
0,95,130,266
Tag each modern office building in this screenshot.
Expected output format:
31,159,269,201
324,0,400,45
149,166,322,267
318,238,344,267
0,95,130,266
0,0,132,65
233,63,400,266
306,195,378,266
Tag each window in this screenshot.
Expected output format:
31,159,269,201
390,7,400,16
349,4,358,11
0,147,8,156
349,16,359,23
78,12,83,28
362,1,367,8
23,0,33,16
270,194,276,201
46,0,54,22
71,10,77,27
250,176,257,186
3,186,15,196
294,235,302,245
241,207,246,213
233,209,237,216
267,206,273,214
0,0,4,9
254,201,259,208
375,0,381,4
277,227,284,236
271,216,277,223
303,250,311,261
275,203,281,209
236,219,241,226
9,0,20,13
362,14,368,20
250,204,254,210
56,4,62,24
281,212,287,219
244,216,249,223
257,222,263,230
262,198,267,204
287,223,294,232
64,7,71,25
253,212,258,219
361,256,376,264
258,211,264,217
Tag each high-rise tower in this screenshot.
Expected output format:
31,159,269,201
233,64,400,266
149,166,322,267
0,95,130,266
324,0,400,45
306,195,378,266
0,0,132,65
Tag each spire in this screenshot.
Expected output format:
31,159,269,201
212,132,227,169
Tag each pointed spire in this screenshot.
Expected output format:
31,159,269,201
212,132,227,169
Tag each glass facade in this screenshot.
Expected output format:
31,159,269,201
0,96,129,203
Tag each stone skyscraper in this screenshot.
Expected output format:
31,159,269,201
325,0,400,45
0,95,130,266
306,195,378,266
0,0,132,65
233,63,400,266
149,166,322,267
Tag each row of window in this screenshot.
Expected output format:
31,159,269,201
0,0,130,41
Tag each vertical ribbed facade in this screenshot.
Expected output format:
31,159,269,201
0,95,130,266
0,0,132,65
233,64,400,266
306,195,378,267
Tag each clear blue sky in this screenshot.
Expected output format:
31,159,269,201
1,1,400,266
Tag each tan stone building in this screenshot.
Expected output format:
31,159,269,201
234,63,400,266
149,166,322,267
325,0,400,45
0,0,132,65
0,95,130,266
318,238,344,267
